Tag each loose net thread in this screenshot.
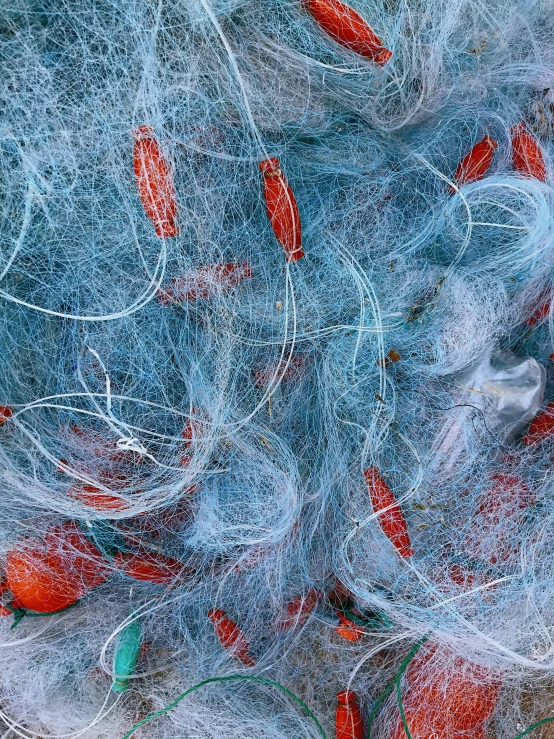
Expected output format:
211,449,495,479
1,0,554,737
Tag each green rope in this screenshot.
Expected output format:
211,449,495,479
512,716,554,739
366,635,554,739
367,636,429,738
5,600,80,629
396,675,412,739
121,675,327,739
342,609,393,631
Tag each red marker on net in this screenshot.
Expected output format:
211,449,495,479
335,612,364,642
115,551,186,585
276,588,322,631
364,468,413,558
511,122,547,182
524,403,554,445
67,483,129,512
259,158,304,263
336,690,364,739
303,0,391,65
133,124,179,238
4,522,109,614
207,608,255,667
450,135,498,193
525,296,550,326
397,645,500,736
253,354,305,388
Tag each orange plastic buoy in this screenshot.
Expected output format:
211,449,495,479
61,424,136,465
277,588,322,631
524,403,554,445
5,522,109,613
336,690,364,739
335,612,364,642
450,135,498,193
207,608,255,667
133,124,179,238
0,406,12,426
443,563,476,589
157,262,253,305
389,707,487,739
303,0,391,65
511,123,547,182
114,551,186,585
364,468,413,558
405,644,437,687
403,645,500,733
67,483,129,512
131,492,195,536
259,158,303,263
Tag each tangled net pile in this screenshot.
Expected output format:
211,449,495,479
4,0,554,736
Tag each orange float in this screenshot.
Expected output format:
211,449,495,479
158,262,252,304
336,690,364,739
67,483,129,512
524,403,554,445
207,608,255,667
450,135,497,192
364,468,413,558
277,588,322,631
511,122,547,182
115,551,186,585
259,158,303,263
5,522,109,614
133,124,179,238
303,0,391,65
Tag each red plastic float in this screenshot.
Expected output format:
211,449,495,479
277,588,322,631
336,690,364,739
207,608,255,667
4,522,109,614
157,262,252,304
67,483,129,512
465,473,534,565
511,122,547,182
394,646,500,737
133,124,179,238
115,551,186,585
259,158,303,263
254,354,305,387
335,612,364,642
450,135,498,192
364,468,413,558
303,0,391,65
524,403,554,445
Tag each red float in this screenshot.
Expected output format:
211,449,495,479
259,158,303,263
336,690,364,739
207,608,255,667
450,135,497,192
364,468,413,558
5,522,109,614
133,124,179,238
303,0,391,65
511,122,547,182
